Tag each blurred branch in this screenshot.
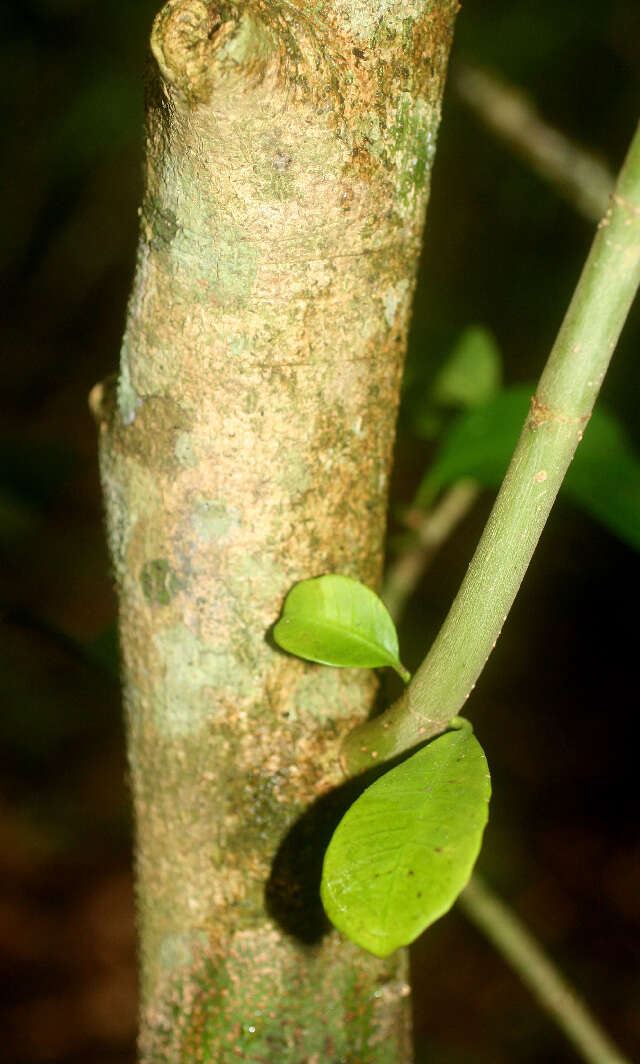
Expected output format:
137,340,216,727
454,63,614,222
459,876,632,1064
382,480,479,623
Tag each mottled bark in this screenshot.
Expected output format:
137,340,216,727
92,0,457,1059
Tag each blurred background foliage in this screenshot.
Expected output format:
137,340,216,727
0,1,638,1062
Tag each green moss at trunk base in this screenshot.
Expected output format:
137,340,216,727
142,927,409,1064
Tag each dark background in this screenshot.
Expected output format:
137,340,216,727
1,1,638,1061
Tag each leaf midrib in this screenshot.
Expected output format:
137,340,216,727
285,614,399,666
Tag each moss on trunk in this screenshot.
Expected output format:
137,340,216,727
93,0,458,1058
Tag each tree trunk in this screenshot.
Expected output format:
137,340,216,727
92,0,457,1058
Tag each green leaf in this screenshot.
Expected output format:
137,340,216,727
416,385,530,506
411,325,503,441
564,406,640,551
321,722,491,956
417,384,640,551
273,574,410,682
431,325,503,411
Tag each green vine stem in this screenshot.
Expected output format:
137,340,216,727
345,120,640,772
384,71,619,625
459,876,632,1064
454,64,614,223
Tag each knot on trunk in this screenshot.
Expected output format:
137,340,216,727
150,0,330,104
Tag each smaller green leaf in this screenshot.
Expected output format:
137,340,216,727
321,722,490,957
273,574,410,682
564,406,640,552
416,385,530,507
407,325,503,441
431,325,502,411
415,384,640,551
